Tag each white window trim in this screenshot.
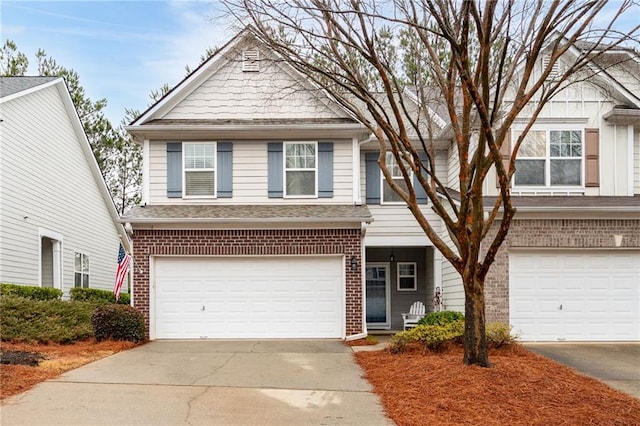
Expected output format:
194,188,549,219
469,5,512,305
397,262,417,292
283,141,318,198
182,141,217,199
38,228,63,291
74,252,90,289
512,128,585,191
381,152,413,205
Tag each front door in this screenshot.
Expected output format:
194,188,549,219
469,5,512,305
366,263,390,329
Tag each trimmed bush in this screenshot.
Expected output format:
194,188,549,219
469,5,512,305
0,296,99,343
70,287,130,305
417,310,464,326
389,319,464,353
92,304,145,342
486,322,519,348
0,283,62,301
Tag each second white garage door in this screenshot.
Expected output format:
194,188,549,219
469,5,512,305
509,251,640,342
154,256,344,339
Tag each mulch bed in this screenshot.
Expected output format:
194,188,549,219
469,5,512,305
0,339,138,400
355,343,640,426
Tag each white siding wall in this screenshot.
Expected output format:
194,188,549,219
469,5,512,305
439,204,464,312
634,129,640,195
364,205,440,246
485,84,634,197
447,143,460,191
434,149,448,185
0,85,121,296
164,46,347,120
148,139,354,204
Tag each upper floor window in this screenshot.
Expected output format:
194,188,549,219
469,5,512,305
514,130,582,187
184,142,216,197
285,142,317,197
74,252,89,288
397,262,417,291
382,152,412,203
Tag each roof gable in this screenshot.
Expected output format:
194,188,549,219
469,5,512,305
132,28,355,126
0,76,58,101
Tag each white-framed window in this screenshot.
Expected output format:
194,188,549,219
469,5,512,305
183,142,216,197
397,262,417,291
514,129,583,187
285,142,317,197
74,252,89,288
382,152,412,203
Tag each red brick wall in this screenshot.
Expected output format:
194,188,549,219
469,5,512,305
131,228,363,338
484,219,640,323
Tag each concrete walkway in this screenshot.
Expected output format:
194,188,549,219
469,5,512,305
1,340,394,425
525,343,640,399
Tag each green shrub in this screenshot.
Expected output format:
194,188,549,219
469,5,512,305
417,310,464,326
0,296,99,343
70,287,130,305
389,320,464,353
486,322,519,348
92,304,145,342
0,283,62,301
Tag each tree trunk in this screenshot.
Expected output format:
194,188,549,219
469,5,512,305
463,275,490,367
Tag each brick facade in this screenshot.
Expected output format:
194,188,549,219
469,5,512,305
131,228,364,338
484,219,640,323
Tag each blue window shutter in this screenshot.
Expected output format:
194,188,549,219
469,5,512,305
414,151,428,204
268,142,283,198
365,152,380,204
318,142,334,198
217,142,233,198
166,142,182,198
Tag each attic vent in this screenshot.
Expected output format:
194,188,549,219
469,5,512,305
542,55,562,80
242,49,260,72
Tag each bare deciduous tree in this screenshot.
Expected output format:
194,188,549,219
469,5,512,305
223,0,639,366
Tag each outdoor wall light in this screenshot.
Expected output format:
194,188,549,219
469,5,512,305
350,255,358,271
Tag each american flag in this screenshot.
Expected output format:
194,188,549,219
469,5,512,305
114,243,131,301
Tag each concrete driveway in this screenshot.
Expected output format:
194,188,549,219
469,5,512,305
525,343,640,399
0,340,393,425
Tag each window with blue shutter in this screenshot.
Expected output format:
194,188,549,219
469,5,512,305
167,142,233,198
365,152,381,204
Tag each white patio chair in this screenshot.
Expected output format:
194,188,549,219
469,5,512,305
402,301,427,330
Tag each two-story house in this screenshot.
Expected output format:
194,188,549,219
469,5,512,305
0,76,130,298
124,29,639,341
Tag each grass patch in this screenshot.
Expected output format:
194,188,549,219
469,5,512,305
0,296,102,343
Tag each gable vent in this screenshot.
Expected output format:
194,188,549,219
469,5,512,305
242,49,260,72
542,55,561,80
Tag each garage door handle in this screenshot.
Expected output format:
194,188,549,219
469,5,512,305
201,306,205,311
559,304,563,311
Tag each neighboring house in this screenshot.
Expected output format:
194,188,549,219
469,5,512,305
0,76,129,298
124,28,639,341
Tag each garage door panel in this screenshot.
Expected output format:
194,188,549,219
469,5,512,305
154,256,343,339
510,251,640,342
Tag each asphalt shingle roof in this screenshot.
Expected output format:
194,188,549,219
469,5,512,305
121,204,373,223
0,76,58,98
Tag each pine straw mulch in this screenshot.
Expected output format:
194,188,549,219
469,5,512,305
0,339,139,401
355,343,640,426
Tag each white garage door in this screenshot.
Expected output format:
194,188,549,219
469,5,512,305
153,256,344,339
510,251,640,342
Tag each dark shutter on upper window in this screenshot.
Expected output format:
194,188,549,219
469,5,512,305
414,151,428,204
166,142,182,198
267,142,283,198
496,131,511,188
365,151,381,204
318,142,334,198
585,128,600,187
217,142,233,198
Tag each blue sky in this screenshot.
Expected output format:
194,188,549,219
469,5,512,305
1,0,233,125
2,1,638,126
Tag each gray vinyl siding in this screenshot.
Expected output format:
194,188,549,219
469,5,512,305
0,84,122,296
439,204,464,312
148,139,354,204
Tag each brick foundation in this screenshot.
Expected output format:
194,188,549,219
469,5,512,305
131,228,363,338
484,219,640,323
